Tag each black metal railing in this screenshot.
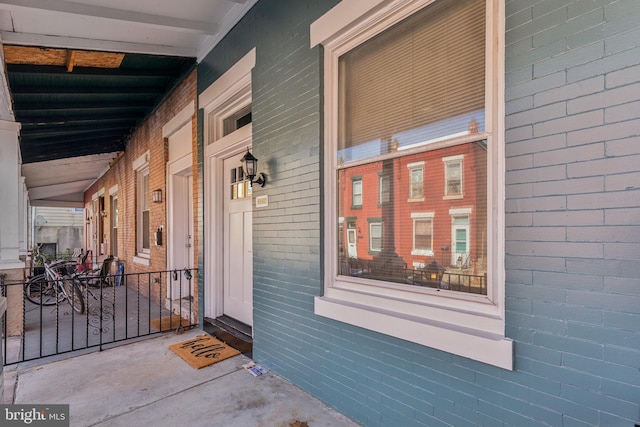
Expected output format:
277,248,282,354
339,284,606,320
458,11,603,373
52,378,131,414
1,268,198,366
339,257,486,295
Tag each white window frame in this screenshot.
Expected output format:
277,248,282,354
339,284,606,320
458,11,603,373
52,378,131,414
351,177,363,208
109,184,119,259
312,0,511,369
133,151,150,266
450,207,472,268
368,221,382,253
407,161,425,201
378,173,390,205
411,212,434,256
443,155,464,199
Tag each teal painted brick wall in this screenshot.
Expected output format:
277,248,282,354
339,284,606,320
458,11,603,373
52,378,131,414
198,0,640,425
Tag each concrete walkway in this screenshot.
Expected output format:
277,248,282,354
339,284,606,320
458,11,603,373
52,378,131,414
4,329,359,427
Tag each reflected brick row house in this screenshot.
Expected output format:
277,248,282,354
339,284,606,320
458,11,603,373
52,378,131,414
338,138,488,279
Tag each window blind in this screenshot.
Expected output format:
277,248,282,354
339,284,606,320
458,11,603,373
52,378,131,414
339,0,485,157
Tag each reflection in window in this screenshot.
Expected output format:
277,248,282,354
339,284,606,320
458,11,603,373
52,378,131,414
369,222,383,252
379,174,390,205
412,213,434,256
444,157,463,197
352,178,362,208
334,0,488,295
408,163,424,199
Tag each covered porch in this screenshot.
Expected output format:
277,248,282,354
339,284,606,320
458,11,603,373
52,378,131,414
3,327,358,427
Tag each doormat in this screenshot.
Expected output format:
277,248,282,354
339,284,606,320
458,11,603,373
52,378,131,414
169,334,240,369
150,314,191,332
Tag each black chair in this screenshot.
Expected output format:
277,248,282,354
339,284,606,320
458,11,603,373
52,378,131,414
79,255,115,288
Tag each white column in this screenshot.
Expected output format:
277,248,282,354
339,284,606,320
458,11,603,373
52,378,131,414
0,119,25,269
18,176,28,255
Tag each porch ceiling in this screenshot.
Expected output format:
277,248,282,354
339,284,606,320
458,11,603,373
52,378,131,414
0,0,258,207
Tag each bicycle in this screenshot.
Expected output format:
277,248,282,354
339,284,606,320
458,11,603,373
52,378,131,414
24,244,85,314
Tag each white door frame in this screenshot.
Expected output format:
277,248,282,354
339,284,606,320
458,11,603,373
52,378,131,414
347,227,357,258
167,153,193,298
449,209,472,267
163,101,195,300
204,124,252,319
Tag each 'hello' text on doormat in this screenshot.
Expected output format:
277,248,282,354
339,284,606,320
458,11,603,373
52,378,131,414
169,334,240,369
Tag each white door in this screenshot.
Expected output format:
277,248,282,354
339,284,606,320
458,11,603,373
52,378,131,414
451,216,470,267
167,120,194,300
169,171,194,299
223,151,253,325
347,228,357,258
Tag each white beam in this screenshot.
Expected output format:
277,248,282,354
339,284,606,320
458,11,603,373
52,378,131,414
195,0,259,61
28,180,94,200
0,118,24,268
29,199,84,208
0,31,197,57
0,0,219,34
0,38,14,122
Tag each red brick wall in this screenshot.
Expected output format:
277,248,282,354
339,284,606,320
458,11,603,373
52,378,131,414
83,69,198,311
338,141,487,273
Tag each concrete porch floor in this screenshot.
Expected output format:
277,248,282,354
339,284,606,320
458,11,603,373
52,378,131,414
3,329,360,427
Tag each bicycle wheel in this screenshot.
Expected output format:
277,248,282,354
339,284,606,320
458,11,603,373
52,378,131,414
61,277,85,314
24,274,65,306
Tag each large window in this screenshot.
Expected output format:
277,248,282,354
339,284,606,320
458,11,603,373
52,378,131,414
336,0,486,290
111,193,118,258
139,169,150,252
133,151,150,265
313,0,511,369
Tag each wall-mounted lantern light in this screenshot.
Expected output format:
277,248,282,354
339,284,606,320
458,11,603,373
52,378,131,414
241,148,266,187
152,189,163,203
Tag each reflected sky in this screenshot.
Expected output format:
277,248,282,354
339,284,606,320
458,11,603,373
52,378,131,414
338,110,485,164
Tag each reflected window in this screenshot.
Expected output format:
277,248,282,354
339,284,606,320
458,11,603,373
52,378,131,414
351,177,362,208
444,156,463,198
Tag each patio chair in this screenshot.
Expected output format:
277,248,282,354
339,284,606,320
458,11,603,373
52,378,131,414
79,255,115,288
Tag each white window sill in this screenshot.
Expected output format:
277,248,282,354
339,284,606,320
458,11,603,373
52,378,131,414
411,250,434,256
443,194,464,200
133,255,150,266
315,295,513,370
